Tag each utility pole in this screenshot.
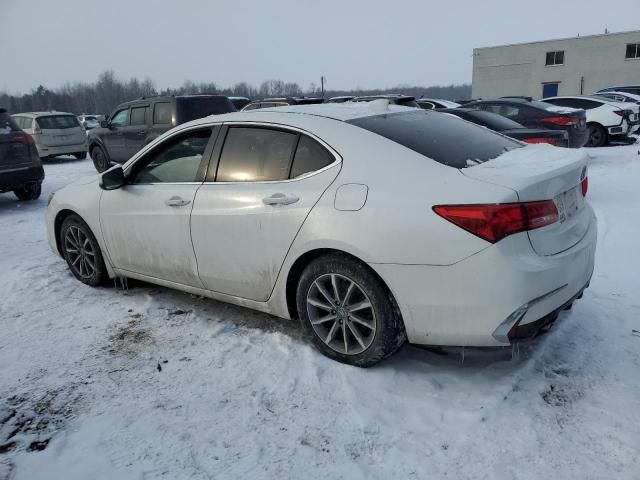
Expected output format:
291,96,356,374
320,76,326,98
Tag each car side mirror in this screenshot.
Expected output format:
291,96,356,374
100,120,109,128
99,164,126,190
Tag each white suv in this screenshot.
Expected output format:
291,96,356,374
12,112,88,159
543,96,638,147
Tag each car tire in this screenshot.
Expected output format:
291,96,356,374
14,182,41,201
296,253,406,367
74,151,87,160
60,214,107,286
91,145,111,173
586,123,607,147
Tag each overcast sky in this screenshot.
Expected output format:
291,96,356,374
1,0,638,93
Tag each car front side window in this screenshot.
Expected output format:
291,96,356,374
129,129,212,184
110,109,129,127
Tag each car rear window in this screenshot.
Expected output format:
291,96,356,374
177,97,236,123
1,112,20,132
36,115,79,129
347,110,522,168
461,110,523,130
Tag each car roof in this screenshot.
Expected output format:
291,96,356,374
11,111,75,117
181,102,418,126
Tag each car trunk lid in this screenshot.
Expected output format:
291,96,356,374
461,144,590,255
35,115,85,147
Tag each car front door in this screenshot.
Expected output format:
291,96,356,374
100,126,217,287
123,105,149,159
190,124,340,302
103,108,129,162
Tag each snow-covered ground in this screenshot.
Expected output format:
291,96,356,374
1,144,639,480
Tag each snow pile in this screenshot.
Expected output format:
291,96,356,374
1,145,640,479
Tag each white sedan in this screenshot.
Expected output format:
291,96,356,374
46,103,597,366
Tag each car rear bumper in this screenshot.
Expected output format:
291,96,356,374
371,205,597,347
0,164,44,192
36,141,88,158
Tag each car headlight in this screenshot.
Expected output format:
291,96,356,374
47,191,55,206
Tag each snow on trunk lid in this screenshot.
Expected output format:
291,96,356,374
461,144,590,255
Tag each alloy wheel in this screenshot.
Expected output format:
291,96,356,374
587,125,604,147
306,273,377,355
64,225,97,280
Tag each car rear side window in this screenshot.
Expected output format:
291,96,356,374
36,115,79,129
347,111,522,168
130,106,147,125
290,135,334,178
177,97,235,123
216,127,297,182
153,103,172,124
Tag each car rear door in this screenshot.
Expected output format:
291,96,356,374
35,114,85,149
190,124,340,302
100,126,217,287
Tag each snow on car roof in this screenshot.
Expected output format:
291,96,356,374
245,101,417,121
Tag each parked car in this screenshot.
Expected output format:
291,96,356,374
242,97,324,111
47,104,596,367
441,108,569,146
351,94,419,108
88,94,236,172
593,91,640,105
228,97,251,110
543,96,638,147
0,108,44,201
325,96,355,103
417,98,461,110
11,112,88,159
77,114,101,130
464,98,589,148
595,85,640,96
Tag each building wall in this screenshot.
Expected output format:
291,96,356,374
472,31,640,99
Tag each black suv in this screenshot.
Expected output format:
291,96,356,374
0,108,44,201
88,95,236,172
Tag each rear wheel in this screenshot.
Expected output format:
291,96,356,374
586,123,607,147
296,253,406,367
60,214,107,286
74,151,87,160
91,145,111,172
14,183,41,201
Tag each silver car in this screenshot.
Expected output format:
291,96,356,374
12,112,88,159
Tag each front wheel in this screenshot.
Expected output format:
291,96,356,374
60,214,107,286
14,183,41,201
91,145,111,173
586,123,607,147
296,253,406,367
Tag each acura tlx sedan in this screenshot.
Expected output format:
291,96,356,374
46,102,597,367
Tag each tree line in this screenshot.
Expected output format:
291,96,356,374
0,70,471,115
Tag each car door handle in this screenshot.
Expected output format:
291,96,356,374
262,193,299,206
165,196,191,207
137,130,145,135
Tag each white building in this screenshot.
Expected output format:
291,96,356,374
472,30,640,99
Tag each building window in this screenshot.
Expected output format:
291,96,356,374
545,50,564,66
626,43,640,59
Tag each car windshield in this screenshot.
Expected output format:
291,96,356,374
177,97,235,122
36,115,79,129
347,110,522,168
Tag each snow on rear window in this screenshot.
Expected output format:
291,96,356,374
347,110,522,168
36,115,79,129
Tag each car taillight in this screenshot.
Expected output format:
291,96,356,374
581,176,588,197
613,109,632,118
522,137,557,145
433,200,559,243
540,116,577,126
10,132,35,145
32,120,41,134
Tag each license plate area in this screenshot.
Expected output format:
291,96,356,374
555,186,583,223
